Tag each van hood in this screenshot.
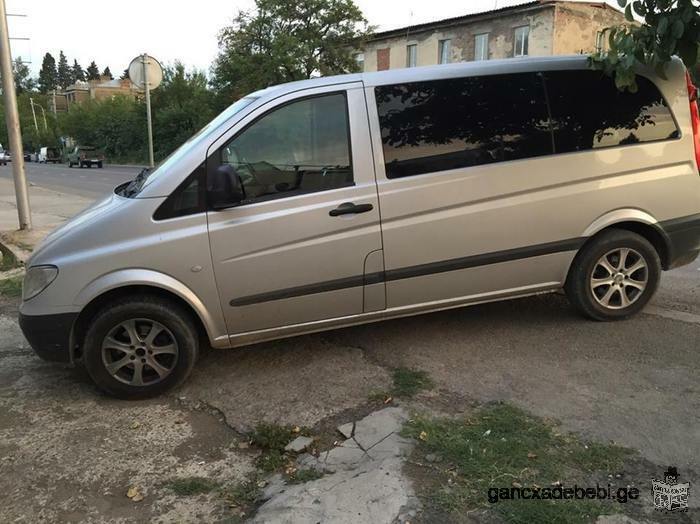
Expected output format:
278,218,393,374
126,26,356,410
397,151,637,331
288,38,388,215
28,193,126,266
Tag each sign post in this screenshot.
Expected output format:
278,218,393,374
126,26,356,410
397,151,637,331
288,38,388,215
128,54,163,168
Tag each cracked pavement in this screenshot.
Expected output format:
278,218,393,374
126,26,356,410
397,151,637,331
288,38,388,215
1,256,699,521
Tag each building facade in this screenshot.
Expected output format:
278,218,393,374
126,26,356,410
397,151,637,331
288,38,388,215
49,77,138,113
355,1,625,72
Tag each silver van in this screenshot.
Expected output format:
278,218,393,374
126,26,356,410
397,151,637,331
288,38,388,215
19,56,700,398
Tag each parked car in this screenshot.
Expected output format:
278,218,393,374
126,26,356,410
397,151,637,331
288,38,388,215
39,146,61,164
0,151,8,165
67,145,105,168
23,151,31,162
18,56,700,399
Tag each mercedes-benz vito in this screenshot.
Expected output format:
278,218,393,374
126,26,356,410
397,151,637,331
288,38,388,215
19,56,700,398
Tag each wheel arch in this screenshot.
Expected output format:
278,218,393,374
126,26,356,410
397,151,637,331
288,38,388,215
71,270,229,361
569,210,672,280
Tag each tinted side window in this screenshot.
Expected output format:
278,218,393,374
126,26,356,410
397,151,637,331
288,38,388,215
544,70,679,153
375,73,552,179
218,93,353,203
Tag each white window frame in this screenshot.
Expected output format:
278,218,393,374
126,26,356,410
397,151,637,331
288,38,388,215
406,44,418,68
595,31,605,53
438,39,451,64
474,33,489,61
514,26,529,57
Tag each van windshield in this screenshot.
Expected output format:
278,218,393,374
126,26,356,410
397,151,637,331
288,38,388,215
118,97,257,197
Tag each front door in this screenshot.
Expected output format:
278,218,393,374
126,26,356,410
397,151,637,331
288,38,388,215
207,84,384,335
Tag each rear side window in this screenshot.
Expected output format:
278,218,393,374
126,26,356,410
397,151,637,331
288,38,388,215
375,73,552,179
544,70,679,153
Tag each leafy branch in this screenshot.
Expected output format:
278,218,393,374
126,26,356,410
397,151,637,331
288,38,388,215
590,0,700,91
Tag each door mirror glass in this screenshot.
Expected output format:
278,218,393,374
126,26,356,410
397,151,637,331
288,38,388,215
208,164,245,209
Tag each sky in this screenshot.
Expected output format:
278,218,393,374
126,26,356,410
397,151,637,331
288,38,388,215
8,0,618,76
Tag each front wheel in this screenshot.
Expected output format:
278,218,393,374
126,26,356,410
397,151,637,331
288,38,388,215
565,229,660,321
82,296,199,399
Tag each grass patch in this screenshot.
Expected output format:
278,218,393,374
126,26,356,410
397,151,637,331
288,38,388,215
0,275,22,298
403,403,633,523
222,477,262,508
165,476,220,496
287,468,323,484
391,367,433,398
247,422,310,473
0,244,21,272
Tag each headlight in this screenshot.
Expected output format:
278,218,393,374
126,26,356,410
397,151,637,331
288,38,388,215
23,265,59,301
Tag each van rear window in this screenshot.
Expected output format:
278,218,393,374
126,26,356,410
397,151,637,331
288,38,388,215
543,70,679,153
375,70,678,179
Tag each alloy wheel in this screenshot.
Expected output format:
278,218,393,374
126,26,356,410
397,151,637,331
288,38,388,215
590,248,648,310
101,318,179,386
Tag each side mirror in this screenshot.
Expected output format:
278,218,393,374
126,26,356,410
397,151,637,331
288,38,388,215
208,164,245,210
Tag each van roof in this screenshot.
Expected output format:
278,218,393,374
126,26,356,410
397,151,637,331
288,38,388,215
250,54,595,98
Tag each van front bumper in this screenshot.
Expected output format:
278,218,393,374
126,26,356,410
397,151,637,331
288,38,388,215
19,312,77,363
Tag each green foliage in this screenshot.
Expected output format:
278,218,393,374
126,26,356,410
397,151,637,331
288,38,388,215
591,0,700,91
0,275,23,298
165,476,220,496
102,67,113,80
287,468,323,484
392,367,433,398
13,57,35,94
403,404,633,523
211,0,370,104
37,52,57,93
86,61,100,81
71,59,85,83
56,51,71,90
58,96,147,162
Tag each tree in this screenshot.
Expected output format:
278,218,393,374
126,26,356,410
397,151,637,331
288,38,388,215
102,66,113,80
37,52,57,93
56,50,71,89
212,0,370,103
120,68,130,80
86,61,100,80
12,57,36,93
71,59,85,83
591,0,700,91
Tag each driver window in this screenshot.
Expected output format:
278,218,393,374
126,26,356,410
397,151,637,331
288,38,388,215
219,92,353,202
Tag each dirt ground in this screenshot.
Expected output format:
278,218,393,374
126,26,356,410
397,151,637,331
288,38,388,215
1,258,699,522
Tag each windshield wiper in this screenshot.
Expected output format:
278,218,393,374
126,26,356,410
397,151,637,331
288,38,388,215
122,168,151,197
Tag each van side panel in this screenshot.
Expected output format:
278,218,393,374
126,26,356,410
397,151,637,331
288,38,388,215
367,60,700,309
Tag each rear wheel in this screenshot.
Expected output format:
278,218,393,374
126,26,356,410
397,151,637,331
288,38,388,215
565,229,660,321
97,161,103,168
82,296,199,399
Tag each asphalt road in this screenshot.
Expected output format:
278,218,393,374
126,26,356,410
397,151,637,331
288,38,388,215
0,161,143,199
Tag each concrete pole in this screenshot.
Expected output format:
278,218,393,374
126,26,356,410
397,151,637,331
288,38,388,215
142,53,154,168
39,104,47,130
29,97,38,132
0,0,31,230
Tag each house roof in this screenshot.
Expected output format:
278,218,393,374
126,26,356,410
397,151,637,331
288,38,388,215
365,1,619,42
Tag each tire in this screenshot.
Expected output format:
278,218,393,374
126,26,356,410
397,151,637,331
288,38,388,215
82,295,199,399
97,161,103,168
68,161,73,168
565,229,661,321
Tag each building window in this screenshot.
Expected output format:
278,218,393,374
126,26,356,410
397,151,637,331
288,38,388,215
406,44,417,68
354,53,365,71
438,39,451,64
514,26,529,57
474,33,489,61
595,31,605,53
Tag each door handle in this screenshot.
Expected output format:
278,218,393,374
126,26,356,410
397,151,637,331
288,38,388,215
329,202,374,217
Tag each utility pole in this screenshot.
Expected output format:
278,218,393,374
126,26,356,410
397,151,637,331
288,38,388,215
0,0,31,230
142,53,154,168
29,97,39,132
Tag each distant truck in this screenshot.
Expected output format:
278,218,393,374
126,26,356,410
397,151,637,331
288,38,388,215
67,145,105,168
38,147,61,164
